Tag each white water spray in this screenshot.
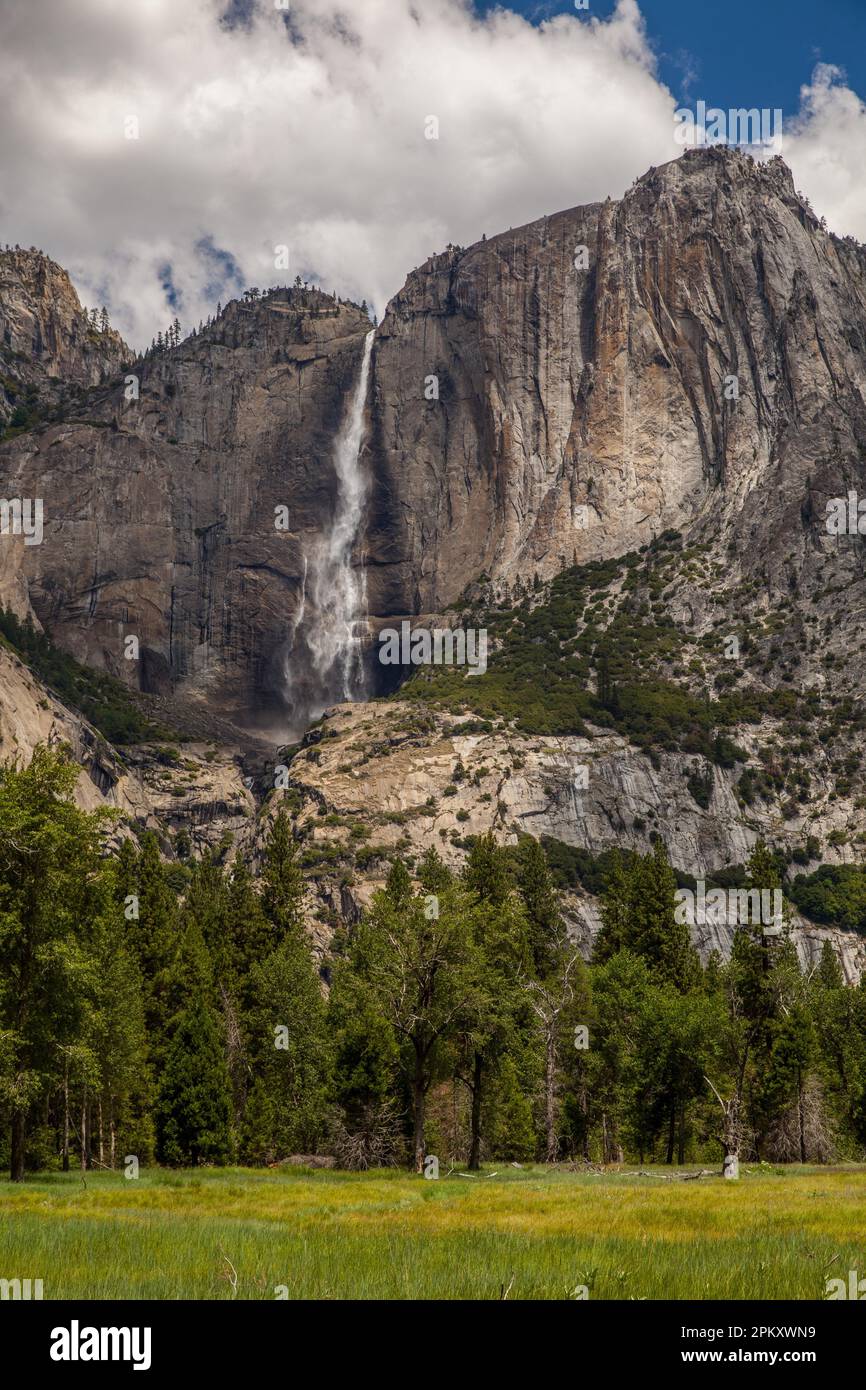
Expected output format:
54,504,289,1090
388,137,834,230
307,329,375,705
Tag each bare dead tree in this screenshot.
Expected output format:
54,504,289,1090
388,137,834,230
764,1076,836,1164
525,952,580,1163
705,1075,742,1178
330,1100,405,1171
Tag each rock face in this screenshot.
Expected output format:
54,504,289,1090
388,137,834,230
364,146,866,615
0,286,372,726
0,638,117,813
0,637,254,851
3,149,866,723
0,248,130,429
284,700,866,982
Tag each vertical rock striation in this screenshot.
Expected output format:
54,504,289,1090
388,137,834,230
363,147,866,617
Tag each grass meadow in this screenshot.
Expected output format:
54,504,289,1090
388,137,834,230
2,1163,865,1300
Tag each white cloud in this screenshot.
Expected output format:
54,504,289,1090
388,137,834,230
782,64,866,238
0,0,863,350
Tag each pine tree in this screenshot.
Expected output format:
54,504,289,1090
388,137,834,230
261,809,304,940
327,956,400,1165
226,859,272,993
89,904,152,1168
595,850,638,962
353,873,481,1171
580,950,651,1163
517,837,562,978
638,840,700,993
708,840,801,1167
181,850,229,981
239,933,331,1163
0,746,114,1179
596,843,698,993
115,836,138,902
817,940,844,991
155,926,232,1166
487,1054,536,1161
463,832,510,906
456,838,532,1166
417,845,451,896
217,859,270,1127
761,1004,818,1161
128,831,179,1057
631,982,719,1163
384,858,412,908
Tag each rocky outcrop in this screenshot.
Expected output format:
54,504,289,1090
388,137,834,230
0,635,256,851
283,700,866,981
286,699,865,882
0,247,130,429
0,636,116,811
364,147,866,615
0,288,372,724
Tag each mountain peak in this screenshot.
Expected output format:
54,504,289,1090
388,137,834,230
0,244,130,433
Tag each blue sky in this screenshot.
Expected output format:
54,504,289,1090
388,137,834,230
477,0,866,113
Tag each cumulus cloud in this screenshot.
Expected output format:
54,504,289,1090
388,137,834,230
0,0,863,349
782,64,866,238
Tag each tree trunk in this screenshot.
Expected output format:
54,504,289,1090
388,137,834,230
577,1069,590,1161
62,1061,70,1172
97,1096,104,1167
677,1103,686,1165
10,1110,26,1182
220,983,247,1132
798,1069,807,1164
544,1029,557,1163
665,1103,676,1164
110,1106,116,1171
80,1090,87,1172
723,1096,740,1179
412,1050,426,1174
468,1052,483,1171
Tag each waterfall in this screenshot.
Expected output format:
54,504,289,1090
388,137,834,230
306,328,375,711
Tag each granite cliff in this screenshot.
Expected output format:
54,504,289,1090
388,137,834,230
0,279,372,726
364,146,866,613
0,246,130,430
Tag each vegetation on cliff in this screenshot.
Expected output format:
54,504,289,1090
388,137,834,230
0,606,171,744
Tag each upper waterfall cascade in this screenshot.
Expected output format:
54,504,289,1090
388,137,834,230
304,328,375,716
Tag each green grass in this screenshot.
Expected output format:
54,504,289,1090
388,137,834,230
2,1165,865,1300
